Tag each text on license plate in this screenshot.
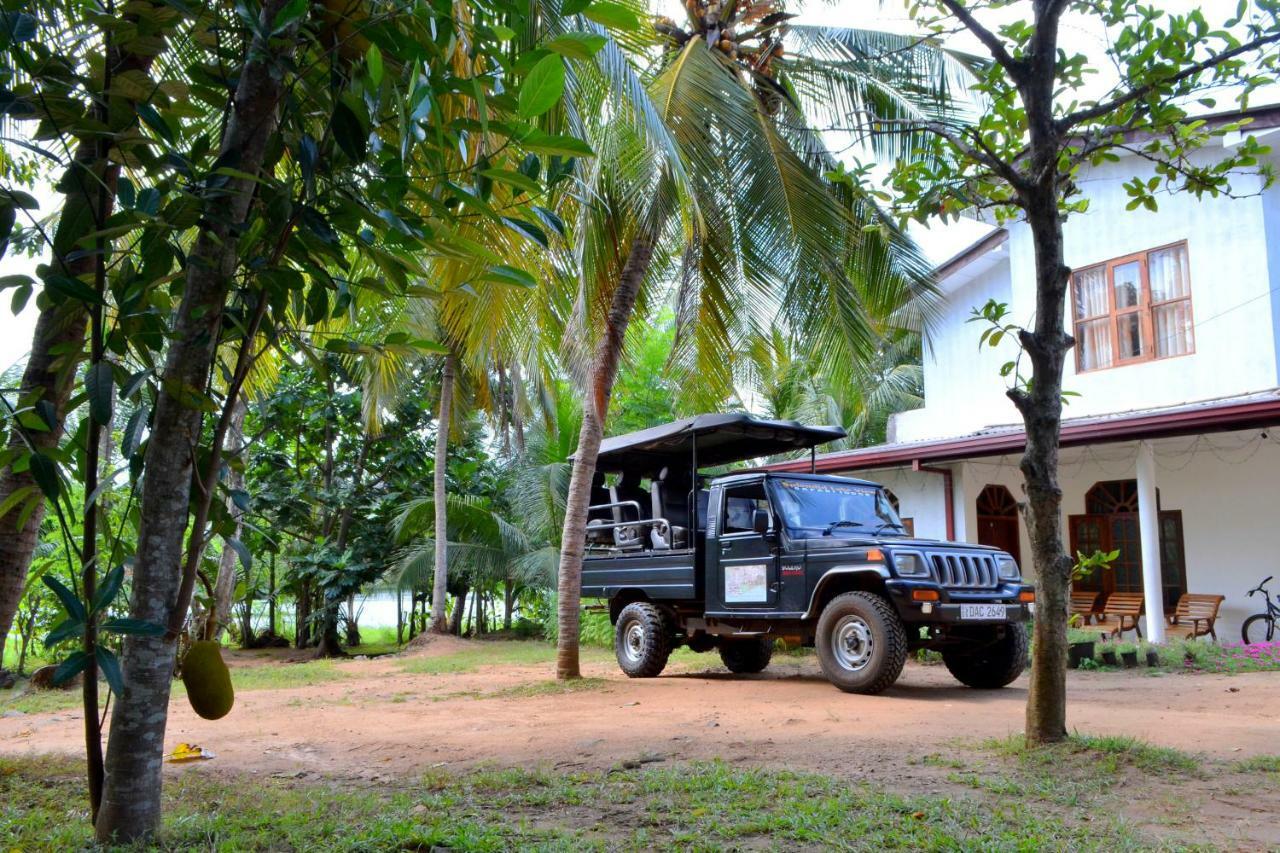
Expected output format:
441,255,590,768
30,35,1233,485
960,604,1007,620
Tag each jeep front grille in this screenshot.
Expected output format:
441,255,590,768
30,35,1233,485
930,553,1000,589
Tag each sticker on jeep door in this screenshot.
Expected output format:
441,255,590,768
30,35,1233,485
725,563,768,603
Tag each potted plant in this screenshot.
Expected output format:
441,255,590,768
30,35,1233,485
1099,643,1119,667
1067,627,1097,669
1118,642,1139,668
1142,642,1160,667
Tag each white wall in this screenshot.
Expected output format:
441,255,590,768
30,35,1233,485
897,145,1280,444
850,431,1280,641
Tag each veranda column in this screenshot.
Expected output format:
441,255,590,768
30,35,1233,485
1135,441,1166,642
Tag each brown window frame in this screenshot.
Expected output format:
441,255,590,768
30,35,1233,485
1070,240,1195,373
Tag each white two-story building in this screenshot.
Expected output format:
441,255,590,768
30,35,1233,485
773,106,1280,641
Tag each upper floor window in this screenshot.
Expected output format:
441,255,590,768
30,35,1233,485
1071,242,1194,372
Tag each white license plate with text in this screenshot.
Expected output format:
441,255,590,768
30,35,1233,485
960,604,1007,620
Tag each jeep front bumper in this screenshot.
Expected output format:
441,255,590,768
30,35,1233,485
884,579,1034,624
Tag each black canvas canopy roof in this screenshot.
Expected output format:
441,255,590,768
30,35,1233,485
585,414,847,474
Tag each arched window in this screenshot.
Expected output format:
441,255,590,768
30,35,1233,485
975,485,1020,563
976,485,1019,518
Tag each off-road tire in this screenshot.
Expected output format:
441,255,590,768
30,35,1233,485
719,637,773,674
816,592,907,694
614,602,673,678
942,623,1029,689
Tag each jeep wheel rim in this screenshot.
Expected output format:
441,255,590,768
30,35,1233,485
622,621,645,664
833,615,874,671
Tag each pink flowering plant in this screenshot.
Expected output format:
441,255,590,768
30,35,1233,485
1165,639,1280,674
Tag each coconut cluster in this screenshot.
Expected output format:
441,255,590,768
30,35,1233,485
657,0,791,76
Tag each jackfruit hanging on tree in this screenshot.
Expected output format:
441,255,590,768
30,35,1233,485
181,640,235,720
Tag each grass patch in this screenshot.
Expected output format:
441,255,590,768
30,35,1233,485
2,753,1150,851
985,733,1201,775
396,640,610,675
490,677,609,699
1,683,85,715
1232,754,1280,774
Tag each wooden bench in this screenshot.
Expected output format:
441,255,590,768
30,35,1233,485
1165,593,1225,641
1071,590,1102,625
1092,592,1145,640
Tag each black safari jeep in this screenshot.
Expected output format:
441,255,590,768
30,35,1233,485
580,414,1034,694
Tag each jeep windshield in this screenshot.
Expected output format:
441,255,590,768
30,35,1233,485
770,478,906,539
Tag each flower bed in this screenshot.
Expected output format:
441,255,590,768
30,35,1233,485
1160,639,1280,674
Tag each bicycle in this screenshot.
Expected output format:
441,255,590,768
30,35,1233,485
1242,575,1279,644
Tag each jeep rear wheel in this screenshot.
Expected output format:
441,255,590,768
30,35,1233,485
719,637,773,674
614,602,673,678
942,623,1028,689
816,592,907,694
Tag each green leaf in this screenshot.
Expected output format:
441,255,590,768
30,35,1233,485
52,651,89,686
561,0,593,14
96,646,124,696
583,2,640,31
101,617,167,637
91,565,125,614
480,168,541,195
44,617,84,647
0,274,34,290
517,129,593,158
42,574,86,622
28,453,60,501
545,32,607,60
85,361,114,426
479,265,537,288
271,0,308,33
45,274,105,306
502,217,549,248
122,406,148,459
224,536,252,571
518,55,566,119
0,485,35,521
366,44,384,86
331,101,368,162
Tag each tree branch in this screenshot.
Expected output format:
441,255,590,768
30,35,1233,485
1059,29,1280,129
939,0,1023,77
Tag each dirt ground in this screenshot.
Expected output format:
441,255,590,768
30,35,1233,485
5,638,1280,846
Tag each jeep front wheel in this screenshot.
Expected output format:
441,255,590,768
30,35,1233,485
614,602,672,678
719,637,773,674
942,624,1028,689
816,592,907,694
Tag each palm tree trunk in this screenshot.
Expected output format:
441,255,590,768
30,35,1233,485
0,2,168,677
315,434,370,658
555,229,656,679
511,360,526,455
448,585,467,635
504,579,515,630
95,4,298,842
204,398,248,642
429,354,455,633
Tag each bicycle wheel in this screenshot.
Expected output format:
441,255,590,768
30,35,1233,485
1241,614,1276,644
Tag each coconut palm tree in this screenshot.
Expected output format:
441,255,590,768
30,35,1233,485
548,1,974,678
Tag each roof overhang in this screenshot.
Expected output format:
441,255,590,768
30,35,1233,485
588,414,847,474
764,391,1280,474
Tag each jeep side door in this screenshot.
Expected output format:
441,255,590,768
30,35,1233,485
706,481,779,614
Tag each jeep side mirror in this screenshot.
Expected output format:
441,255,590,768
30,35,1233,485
752,508,772,536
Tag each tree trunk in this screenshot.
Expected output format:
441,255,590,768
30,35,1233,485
555,229,656,679
504,579,515,630
345,592,360,647
429,355,455,633
1019,187,1075,746
268,553,277,638
296,578,311,648
407,593,417,640
204,398,248,642
448,585,467,635
315,434,369,658
95,4,298,842
510,361,526,455
0,3,168,679
396,588,404,646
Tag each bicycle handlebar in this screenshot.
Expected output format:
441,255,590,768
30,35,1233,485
1249,575,1274,596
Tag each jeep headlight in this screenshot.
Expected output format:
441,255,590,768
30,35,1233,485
893,552,929,578
997,556,1021,580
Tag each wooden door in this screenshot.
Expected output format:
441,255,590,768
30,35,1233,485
1067,511,1187,607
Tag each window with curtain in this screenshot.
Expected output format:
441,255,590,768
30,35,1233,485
1070,242,1194,371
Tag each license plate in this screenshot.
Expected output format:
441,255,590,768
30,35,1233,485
960,604,1007,620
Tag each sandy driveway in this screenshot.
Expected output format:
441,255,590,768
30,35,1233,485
3,638,1276,784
